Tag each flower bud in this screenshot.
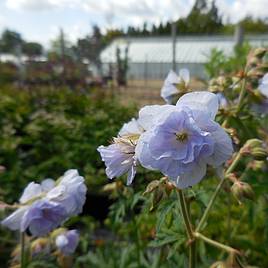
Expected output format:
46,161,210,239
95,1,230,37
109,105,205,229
102,181,123,193
241,139,268,160
253,48,267,59
150,187,164,212
143,180,161,195
231,181,255,203
31,238,50,256
251,148,268,161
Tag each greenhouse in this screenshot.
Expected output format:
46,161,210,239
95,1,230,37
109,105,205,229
101,35,268,79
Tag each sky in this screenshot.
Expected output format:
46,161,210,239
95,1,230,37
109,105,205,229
0,0,268,47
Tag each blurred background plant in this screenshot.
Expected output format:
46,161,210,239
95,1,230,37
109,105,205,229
0,0,268,267
0,47,268,268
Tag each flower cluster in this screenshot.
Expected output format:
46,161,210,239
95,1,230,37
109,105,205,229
55,229,79,255
98,72,234,189
1,169,87,237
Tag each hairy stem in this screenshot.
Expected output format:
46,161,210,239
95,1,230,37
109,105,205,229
177,190,194,240
20,232,26,268
196,152,242,232
236,76,247,113
194,232,240,255
177,190,196,268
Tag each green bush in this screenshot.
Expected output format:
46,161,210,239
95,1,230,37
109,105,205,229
0,86,136,202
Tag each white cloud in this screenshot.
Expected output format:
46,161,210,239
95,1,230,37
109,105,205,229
216,0,268,23
6,0,56,11
3,0,268,48
5,0,268,26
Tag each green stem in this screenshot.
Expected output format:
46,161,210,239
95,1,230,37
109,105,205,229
177,190,194,240
225,152,242,175
194,232,239,255
177,190,196,268
189,240,196,268
196,152,242,232
236,76,247,114
196,177,226,232
20,232,26,268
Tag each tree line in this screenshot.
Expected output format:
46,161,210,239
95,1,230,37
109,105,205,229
0,0,267,60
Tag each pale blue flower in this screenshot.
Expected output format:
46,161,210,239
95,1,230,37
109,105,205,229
1,200,68,237
1,170,87,235
161,69,190,104
119,118,144,137
136,91,233,188
21,200,67,236
259,73,268,97
98,138,137,185
46,169,87,217
19,179,55,204
55,229,79,255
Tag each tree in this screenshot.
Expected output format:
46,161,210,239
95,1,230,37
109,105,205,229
75,25,106,73
22,42,43,58
0,29,24,54
186,0,223,34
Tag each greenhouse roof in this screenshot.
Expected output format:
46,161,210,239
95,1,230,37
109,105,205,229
100,35,268,64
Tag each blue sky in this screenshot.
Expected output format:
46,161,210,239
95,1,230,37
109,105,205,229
0,0,267,48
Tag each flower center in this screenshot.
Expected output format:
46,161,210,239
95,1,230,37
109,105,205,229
175,131,188,142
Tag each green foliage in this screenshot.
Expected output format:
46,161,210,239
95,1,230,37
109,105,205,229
0,86,136,202
22,42,43,57
205,43,251,78
1,47,268,268
0,29,23,54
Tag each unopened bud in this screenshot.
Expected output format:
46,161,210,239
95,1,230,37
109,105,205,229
31,238,50,256
251,148,268,161
253,48,267,59
231,181,255,203
102,181,123,192
50,228,67,239
255,64,268,74
241,139,268,160
150,187,164,212
143,180,161,195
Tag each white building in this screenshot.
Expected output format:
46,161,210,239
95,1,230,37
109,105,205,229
100,35,268,79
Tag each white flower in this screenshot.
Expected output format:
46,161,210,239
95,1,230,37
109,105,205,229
161,69,190,104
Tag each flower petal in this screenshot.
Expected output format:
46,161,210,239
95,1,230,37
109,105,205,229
1,206,29,231
119,118,143,136
138,104,175,130
164,70,180,85
179,69,190,85
176,91,219,119
19,182,42,204
259,73,268,97
172,161,207,189
207,124,233,167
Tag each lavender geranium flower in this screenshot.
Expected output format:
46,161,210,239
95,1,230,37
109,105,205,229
161,69,190,104
46,169,87,217
98,137,137,185
1,169,87,236
97,114,150,185
21,200,67,236
136,91,233,188
55,229,79,255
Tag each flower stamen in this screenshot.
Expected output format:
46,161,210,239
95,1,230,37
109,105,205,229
176,132,188,142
